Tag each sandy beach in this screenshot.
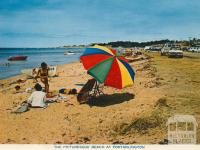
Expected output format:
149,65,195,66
0,52,199,144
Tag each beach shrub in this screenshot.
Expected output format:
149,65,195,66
154,97,168,107
112,108,169,135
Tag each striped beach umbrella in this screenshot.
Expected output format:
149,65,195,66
80,45,135,89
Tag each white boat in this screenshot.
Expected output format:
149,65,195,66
21,66,57,77
64,51,75,55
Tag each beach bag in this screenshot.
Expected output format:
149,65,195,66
59,88,66,94
69,88,77,94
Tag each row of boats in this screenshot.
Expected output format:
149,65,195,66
7,51,77,61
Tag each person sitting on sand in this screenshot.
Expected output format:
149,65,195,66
27,83,47,108
35,62,49,93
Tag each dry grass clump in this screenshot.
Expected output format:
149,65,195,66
154,97,169,107
112,110,163,135
112,98,170,135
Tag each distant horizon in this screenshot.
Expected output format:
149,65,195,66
0,38,195,48
1,0,200,47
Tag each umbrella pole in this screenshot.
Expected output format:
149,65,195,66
94,81,104,96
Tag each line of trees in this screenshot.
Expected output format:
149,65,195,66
91,39,173,48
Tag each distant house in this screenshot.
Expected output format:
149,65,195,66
190,38,200,47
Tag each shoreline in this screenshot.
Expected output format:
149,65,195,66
0,60,80,82
0,47,83,80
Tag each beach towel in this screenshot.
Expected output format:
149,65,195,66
45,95,67,103
12,102,29,113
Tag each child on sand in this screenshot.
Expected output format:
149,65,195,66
35,62,49,93
28,83,47,108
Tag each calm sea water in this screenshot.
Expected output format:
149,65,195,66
0,48,84,79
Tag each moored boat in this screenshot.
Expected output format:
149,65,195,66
21,66,57,77
64,51,75,55
8,56,28,61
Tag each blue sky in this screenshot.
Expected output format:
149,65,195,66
0,0,200,47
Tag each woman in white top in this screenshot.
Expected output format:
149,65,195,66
28,83,47,108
